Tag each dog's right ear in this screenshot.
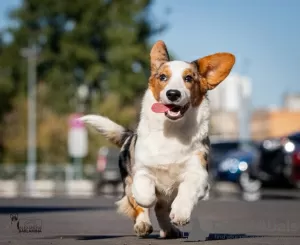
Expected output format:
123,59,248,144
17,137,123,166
150,40,170,75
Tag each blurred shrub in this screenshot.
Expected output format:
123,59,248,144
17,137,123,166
2,86,139,164
0,0,171,163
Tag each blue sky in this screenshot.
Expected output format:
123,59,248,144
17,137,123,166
1,0,300,109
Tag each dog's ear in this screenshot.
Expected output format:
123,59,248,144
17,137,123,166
194,53,235,90
150,40,170,75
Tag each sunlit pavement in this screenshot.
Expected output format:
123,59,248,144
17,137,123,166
0,193,300,245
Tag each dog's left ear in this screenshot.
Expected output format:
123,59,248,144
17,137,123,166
194,53,235,90
150,40,170,75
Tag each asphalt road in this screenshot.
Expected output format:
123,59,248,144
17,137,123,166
0,195,300,245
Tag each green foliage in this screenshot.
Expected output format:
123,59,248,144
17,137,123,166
4,0,166,111
0,0,170,163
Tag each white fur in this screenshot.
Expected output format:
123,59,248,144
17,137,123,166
134,208,152,237
80,115,125,133
78,47,234,238
132,170,156,208
169,155,208,225
79,115,125,140
159,61,191,106
132,61,210,227
81,61,211,231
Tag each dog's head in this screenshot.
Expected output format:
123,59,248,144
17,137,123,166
149,40,235,121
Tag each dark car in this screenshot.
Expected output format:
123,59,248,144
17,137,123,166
256,131,300,188
290,144,300,188
281,132,300,187
94,146,122,195
210,140,261,192
209,140,259,177
209,140,240,180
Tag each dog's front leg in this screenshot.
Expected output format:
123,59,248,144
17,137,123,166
132,169,156,208
170,156,208,226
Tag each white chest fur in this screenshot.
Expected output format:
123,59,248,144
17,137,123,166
135,130,193,166
133,90,210,196
135,132,192,196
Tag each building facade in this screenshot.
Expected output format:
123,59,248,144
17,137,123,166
251,109,300,140
283,93,300,111
208,73,252,139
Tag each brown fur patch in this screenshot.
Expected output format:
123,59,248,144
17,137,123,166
116,176,145,222
116,194,145,222
104,131,123,146
116,196,135,220
182,67,206,107
150,40,170,76
197,151,208,168
199,136,210,171
149,64,171,101
99,129,133,148
194,53,235,90
128,196,145,218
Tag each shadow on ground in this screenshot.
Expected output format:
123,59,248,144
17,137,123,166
0,206,113,214
185,233,300,242
39,233,300,242
41,234,160,240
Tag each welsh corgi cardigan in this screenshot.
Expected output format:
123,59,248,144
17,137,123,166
80,40,235,238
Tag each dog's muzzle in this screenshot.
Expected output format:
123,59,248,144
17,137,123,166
166,89,182,102
164,102,190,121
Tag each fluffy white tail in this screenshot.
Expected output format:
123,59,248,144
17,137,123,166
79,115,133,148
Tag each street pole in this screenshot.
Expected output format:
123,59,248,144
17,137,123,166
238,80,246,140
238,59,251,141
21,44,38,196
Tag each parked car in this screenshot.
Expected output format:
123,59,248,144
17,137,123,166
210,140,261,192
94,146,122,195
258,132,300,188
209,140,241,180
290,143,300,188
283,132,300,188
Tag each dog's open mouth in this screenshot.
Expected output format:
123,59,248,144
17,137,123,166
151,103,190,120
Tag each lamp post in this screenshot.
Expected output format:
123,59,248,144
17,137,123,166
238,59,251,141
77,84,89,113
20,43,39,196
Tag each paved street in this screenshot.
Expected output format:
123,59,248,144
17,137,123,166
0,195,300,245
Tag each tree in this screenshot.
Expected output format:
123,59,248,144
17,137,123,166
5,0,168,112
0,0,170,163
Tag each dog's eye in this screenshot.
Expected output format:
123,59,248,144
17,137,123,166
184,75,193,83
159,74,168,82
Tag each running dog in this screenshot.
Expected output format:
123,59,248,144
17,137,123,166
80,40,235,238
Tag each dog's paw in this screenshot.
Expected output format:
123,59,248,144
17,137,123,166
169,201,191,226
134,221,153,237
159,226,182,239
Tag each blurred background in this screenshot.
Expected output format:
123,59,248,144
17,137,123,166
0,0,300,201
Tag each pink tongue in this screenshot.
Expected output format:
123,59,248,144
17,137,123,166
151,103,173,113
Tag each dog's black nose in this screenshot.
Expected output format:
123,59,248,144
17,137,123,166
166,89,181,102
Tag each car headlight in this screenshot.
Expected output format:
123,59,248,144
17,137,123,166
238,161,248,171
219,158,240,173
262,139,281,150
284,141,295,153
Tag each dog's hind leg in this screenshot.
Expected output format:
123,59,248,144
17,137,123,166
133,204,153,237
154,200,182,239
115,192,153,237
